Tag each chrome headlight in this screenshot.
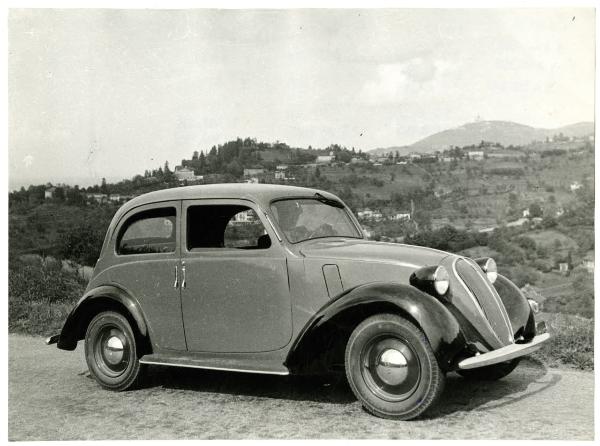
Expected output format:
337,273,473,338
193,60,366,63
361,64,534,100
475,257,497,284
409,265,450,297
433,266,450,295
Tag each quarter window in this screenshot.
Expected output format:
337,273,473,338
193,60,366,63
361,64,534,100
117,207,176,255
187,205,271,250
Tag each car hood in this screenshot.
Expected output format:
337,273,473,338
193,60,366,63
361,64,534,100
298,238,452,268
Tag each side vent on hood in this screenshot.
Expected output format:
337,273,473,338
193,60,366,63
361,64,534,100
322,264,344,298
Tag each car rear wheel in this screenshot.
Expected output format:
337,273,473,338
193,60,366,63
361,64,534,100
345,313,445,420
457,359,520,381
85,311,144,391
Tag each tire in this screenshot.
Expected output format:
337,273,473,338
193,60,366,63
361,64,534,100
345,313,445,420
457,359,520,381
84,311,144,391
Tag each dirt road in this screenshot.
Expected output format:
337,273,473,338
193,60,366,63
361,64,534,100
9,334,594,440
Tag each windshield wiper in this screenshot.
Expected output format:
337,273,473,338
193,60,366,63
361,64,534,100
314,193,344,208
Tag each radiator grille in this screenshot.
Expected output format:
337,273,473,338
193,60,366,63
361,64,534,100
455,259,513,344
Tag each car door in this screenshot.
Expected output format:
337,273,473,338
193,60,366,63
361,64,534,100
180,199,292,353
107,200,186,351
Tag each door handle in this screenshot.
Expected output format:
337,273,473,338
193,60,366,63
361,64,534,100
181,262,186,289
173,265,179,288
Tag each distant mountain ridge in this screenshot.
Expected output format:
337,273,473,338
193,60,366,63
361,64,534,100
370,120,594,156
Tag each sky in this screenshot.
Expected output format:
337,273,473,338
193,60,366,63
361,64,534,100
8,8,596,189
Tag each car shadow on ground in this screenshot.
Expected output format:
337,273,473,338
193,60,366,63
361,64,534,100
138,357,560,418
426,358,562,419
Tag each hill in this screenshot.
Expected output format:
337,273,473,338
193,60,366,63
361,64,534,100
370,120,594,155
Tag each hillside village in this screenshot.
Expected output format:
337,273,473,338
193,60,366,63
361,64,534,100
9,125,595,318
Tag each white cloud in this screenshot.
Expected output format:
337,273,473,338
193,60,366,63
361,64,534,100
360,58,449,104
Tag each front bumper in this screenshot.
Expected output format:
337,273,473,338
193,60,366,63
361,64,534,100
458,332,551,370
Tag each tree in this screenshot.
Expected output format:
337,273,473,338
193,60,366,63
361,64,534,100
100,178,108,195
529,202,543,218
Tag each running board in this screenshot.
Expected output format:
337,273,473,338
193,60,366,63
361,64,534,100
139,353,290,376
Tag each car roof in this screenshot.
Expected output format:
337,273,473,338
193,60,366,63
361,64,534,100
113,183,341,223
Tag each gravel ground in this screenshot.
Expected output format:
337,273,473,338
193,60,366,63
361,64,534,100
8,334,594,440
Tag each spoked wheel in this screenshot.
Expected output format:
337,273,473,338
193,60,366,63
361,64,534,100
345,314,445,420
85,311,144,391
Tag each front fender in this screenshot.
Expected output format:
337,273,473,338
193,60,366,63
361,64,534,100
493,274,535,341
57,284,148,350
285,282,466,372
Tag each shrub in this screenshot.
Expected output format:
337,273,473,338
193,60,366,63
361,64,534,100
9,257,86,336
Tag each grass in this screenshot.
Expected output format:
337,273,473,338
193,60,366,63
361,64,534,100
532,312,594,370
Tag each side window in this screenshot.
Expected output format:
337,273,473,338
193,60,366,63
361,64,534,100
187,205,271,250
117,207,176,255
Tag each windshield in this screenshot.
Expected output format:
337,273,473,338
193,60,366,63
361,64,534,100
270,197,363,243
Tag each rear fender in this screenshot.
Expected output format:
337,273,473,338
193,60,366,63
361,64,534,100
57,284,149,351
285,282,466,373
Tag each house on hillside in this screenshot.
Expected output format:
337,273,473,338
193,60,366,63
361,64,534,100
582,252,595,274
274,171,287,180
467,151,484,161
570,181,582,192
44,187,56,199
243,168,265,177
558,262,569,274
487,150,525,160
86,193,108,204
174,166,197,182
390,213,411,221
316,151,335,164
232,210,256,223
357,208,383,221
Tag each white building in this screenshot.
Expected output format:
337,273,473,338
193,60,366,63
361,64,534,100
570,181,582,192
243,168,265,177
357,209,383,221
174,167,197,182
44,187,56,199
233,210,256,223
275,171,286,180
467,151,484,161
391,213,411,221
316,155,334,164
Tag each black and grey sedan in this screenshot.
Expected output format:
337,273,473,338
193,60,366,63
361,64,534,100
47,184,550,420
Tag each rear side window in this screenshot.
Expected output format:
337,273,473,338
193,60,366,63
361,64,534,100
117,207,176,255
187,205,270,250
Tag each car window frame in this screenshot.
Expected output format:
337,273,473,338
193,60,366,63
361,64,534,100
181,198,281,256
111,200,181,259
268,196,364,245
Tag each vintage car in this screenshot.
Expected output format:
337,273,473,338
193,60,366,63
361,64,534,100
47,184,550,420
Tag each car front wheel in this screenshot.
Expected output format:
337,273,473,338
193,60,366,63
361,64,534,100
345,313,445,420
85,311,144,391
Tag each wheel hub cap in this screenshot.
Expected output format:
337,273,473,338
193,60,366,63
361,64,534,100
376,348,408,386
103,335,124,365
